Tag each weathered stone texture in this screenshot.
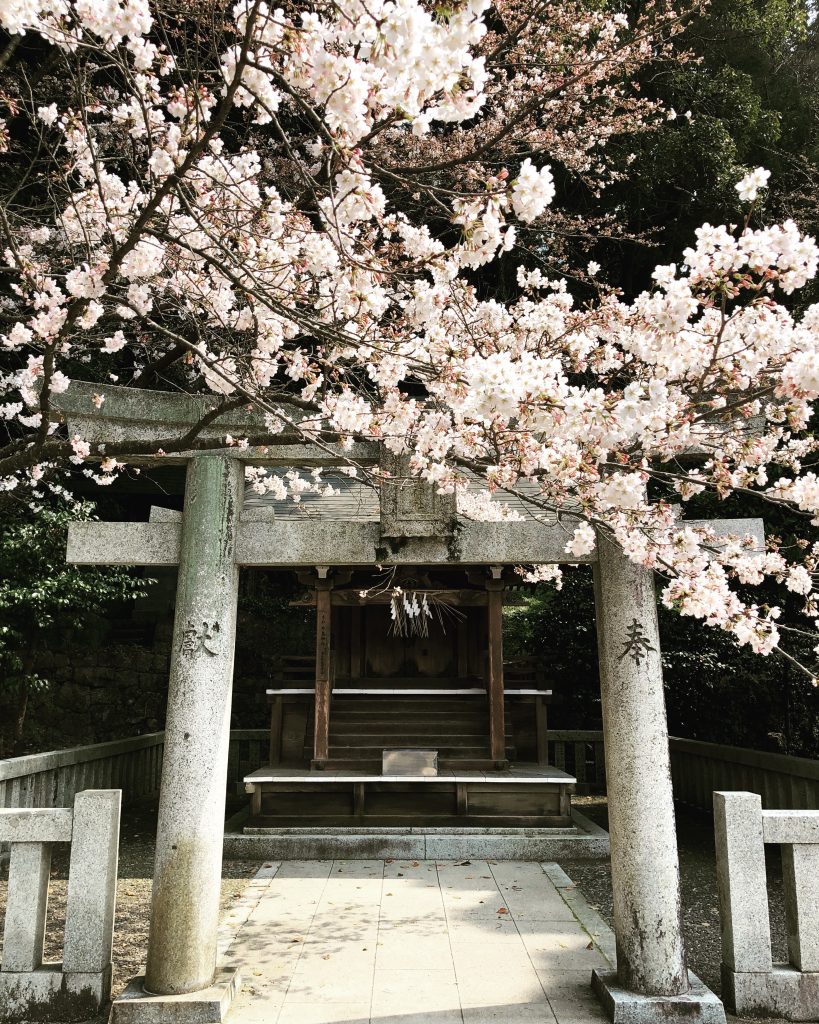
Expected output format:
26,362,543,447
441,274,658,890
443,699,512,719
593,534,688,998
713,791,772,973
145,457,243,996
63,790,121,975
1,842,52,972
592,968,726,1024
783,844,819,973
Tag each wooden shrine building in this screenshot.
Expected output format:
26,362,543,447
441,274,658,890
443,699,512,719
224,462,567,826
251,471,554,775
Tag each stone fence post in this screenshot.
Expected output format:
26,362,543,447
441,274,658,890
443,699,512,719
715,792,819,1020
0,790,121,1022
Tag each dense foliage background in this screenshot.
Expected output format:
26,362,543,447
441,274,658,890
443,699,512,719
1,0,818,756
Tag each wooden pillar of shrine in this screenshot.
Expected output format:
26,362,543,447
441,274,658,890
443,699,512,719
312,570,333,769
486,568,506,766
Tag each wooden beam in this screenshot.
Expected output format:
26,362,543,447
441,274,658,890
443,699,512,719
268,696,283,766
291,589,491,606
350,606,362,680
457,618,469,679
312,578,333,768
486,575,506,765
535,695,549,767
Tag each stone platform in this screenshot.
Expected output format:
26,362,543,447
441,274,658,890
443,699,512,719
224,808,609,861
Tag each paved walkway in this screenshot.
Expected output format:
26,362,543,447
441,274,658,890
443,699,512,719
220,860,614,1024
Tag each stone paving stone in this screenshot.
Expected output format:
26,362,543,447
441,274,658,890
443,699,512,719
371,967,461,1016
223,859,615,1024
278,1003,371,1024
463,1003,558,1024
535,968,598,992
547,991,609,1024
454,964,546,1003
375,935,455,971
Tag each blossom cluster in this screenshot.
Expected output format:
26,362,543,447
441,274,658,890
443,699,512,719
1,0,819,672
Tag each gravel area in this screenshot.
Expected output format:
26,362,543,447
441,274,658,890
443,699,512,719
0,799,262,1024
564,796,791,1024
0,796,798,1023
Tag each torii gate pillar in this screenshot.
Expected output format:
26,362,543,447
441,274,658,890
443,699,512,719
144,456,243,997
591,533,725,1022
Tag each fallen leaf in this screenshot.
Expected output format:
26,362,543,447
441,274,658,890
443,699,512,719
586,942,594,950
322,955,331,960
497,907,508,914
455,860,471,866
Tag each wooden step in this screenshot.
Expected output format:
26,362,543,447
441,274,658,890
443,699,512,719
327,747,493,759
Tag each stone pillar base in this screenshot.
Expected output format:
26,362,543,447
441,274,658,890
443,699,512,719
109,968,240,1024
0,963,112,1022
723,963,819,1021
592,968,726,1023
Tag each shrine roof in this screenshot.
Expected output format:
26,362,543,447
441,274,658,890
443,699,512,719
242,469,558,525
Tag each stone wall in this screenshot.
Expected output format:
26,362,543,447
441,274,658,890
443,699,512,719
28,624,173,749
17,570,306,753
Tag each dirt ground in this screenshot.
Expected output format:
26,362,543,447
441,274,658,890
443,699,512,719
564,796,792,1024
0,796,797,1023
0,800,261,1024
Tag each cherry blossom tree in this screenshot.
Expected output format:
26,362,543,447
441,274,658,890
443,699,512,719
1,0,819,673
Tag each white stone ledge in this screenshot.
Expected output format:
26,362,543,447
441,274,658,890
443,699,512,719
244,768,576,785
0,808,73,843
762,810,819,845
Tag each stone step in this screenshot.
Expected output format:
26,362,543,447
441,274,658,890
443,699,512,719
330,703,487,713
227,829,601,860
330,721,490,732
329,733,489,741
327,747,494,759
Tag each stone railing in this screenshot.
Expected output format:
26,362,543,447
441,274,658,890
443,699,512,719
0,730,273,859
0,791,120,1022
714,791,819,1021
0,733,164,857
547,734,819,804
670,737,819,812
4,729,816,821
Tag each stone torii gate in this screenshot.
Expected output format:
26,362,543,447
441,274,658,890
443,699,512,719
55,382,763,1023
